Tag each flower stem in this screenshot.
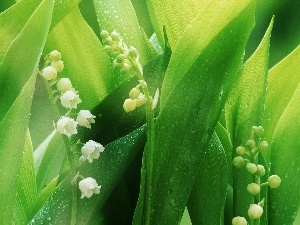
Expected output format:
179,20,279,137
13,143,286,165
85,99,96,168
44,78,78,224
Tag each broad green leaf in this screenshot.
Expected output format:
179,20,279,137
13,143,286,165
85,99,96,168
187,132,228,224
268,83,300,225
133,1,255,224
224,17,273,220
0,0,53,222
264,45,300,157
93,0,151,65
0,0,41,62
161,0,255,106
34,131,65,193
31,126,146,224
44,7,114,110
14,131,37,225
0,0,53,121
146,0,209,49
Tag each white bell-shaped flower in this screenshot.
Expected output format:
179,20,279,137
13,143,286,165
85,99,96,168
248,204,263,219
76,110,96,128
60,89,82,109
80,140,104,163
79,177,101,198
56,78,73,93
56,116,78,137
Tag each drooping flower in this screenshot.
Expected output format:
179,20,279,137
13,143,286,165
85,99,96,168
56,116,78,137
248,204,263,219
76,110,96,128
56,78,73,93
60,89,82,109
42,66,57,80
79,140,104,163
123,98,136,112
232,216,247,225
79,177,101,198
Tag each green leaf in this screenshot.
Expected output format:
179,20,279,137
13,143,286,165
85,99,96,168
0,0,53,121
268,67,300,225
146,0,209,49
264,45,300,156
187,132,228,224
44,7,114,110
31,126,146,224
34,131,65,193
133,1,255,224
225,17,273,219
93,0,151,65
14,131,37,225
0,0,53,222
160,0,255,106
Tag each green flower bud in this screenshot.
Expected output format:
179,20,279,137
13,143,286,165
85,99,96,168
116,54,126,63
49,50,61,62
248,204,263,219
135,93,145,107
113,60,124,69
128,46,138,59
232,216,247,225
233,156,245,168
236,146,246,156
259,141,269,153
246,163,257,174
123,98,136,113
268,175,281,188
51,60,64,73
245,139,256,149
129,87,141,99
247,183,261,195
111,30,120,41
254,126,264,136
256,164,266,177
100,30,109,38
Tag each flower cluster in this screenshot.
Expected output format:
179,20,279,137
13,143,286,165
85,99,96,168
232,126,281,223
40,50,104,199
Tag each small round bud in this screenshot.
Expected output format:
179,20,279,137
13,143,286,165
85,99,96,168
245,139,256,149
113,60,124,69
258,141,269,153
57,78,72,92
105,36,113,45
49,50,61,61
42,66,57,80
120,63,132,74
268,175,281,188
129,87,140,99
254,126,264,136
256,164,266,177
232,156,245,168
100,30,109,38
123,98,136,113
111,30,120,41
128,46,138,59
247,183,261,195
236,146,246,156
116,54,126,63
248,204,263,219
232,216,247,225
246,163,257,174
104,45,114,53
135,93,146,107
51,60,64,72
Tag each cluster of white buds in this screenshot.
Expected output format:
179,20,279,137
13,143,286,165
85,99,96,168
41,50,104,199
232,126,281,223
100,30,142,75
123,81,146,113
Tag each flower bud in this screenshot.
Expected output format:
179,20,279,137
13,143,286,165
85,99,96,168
236,146,246,156
49,50,61,62
248,204,263,219
111,30,120,41
256,164,265,177
245,139,256,149
247,183,261,195
42,66,57,80
254,126,264,136
258,141,269,153
123,98,136,112
100,30,109,38
57,78,72,92
268,175,281,188
120,63,132,74
246,163,257,174
129,46,138,59
116,54,126,63
232,156,245,168
232,216,247,225
129,87,140,99
51,60,64,73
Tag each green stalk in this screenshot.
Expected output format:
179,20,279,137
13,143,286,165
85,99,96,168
44,79,78,225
